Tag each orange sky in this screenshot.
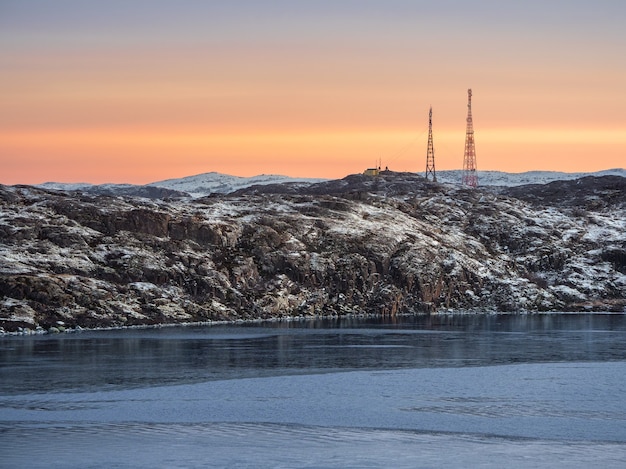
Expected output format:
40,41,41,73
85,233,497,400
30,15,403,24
1,1,625,184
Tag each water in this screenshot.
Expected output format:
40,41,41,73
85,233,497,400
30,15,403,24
1,313,626,468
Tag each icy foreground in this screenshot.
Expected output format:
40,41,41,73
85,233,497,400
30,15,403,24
3,362,626,468
1,172,625,332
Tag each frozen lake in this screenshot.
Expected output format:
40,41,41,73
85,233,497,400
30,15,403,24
1,313,626,468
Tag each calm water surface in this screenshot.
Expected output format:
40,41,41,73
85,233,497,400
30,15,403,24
1,313,626,468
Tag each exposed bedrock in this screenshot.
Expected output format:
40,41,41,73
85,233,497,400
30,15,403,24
0,173,624,332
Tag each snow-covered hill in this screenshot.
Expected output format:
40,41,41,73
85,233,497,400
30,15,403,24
434,168,626,186
2,172,625,333
38,173,325,198
147,172,326,198
37,169,625,198
38,182,133,192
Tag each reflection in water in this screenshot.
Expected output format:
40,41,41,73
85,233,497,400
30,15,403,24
2,313,626,468
1,313,625,395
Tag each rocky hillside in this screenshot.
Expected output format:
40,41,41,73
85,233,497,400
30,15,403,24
1,173,625,333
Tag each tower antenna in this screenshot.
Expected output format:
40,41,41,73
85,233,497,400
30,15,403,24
462,89,478,188
425,106,437,182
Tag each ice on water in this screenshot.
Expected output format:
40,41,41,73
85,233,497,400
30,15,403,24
2,315,626,468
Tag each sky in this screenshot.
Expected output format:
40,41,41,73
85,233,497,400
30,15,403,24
1,0,625,184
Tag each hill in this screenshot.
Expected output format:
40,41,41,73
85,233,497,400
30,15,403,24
37,169,626,198
2,171,624,333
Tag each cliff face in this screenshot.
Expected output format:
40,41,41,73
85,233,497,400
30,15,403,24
1,173,624,332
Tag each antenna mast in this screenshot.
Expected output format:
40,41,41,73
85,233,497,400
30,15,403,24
425,106,437,182
462,89,478,188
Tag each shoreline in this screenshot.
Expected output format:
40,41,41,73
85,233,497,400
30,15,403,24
2,309,624,338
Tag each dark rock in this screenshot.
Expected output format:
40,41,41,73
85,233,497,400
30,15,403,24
1,173,625,332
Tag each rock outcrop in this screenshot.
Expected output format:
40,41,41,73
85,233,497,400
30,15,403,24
1,173,624,332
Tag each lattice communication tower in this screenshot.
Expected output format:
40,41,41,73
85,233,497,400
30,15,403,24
462,89,478,188
425,106,437,182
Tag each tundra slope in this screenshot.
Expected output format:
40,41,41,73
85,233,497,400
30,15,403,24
1,173,624,332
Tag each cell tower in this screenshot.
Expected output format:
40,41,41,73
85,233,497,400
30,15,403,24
425,106,437,182
462,88,478,188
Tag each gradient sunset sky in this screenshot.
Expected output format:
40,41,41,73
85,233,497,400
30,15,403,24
1,0,625,184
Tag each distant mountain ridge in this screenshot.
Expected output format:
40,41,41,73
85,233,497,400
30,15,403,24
37,168,625,198
147,172,326,198
38,173,326,199
433,168,626,186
